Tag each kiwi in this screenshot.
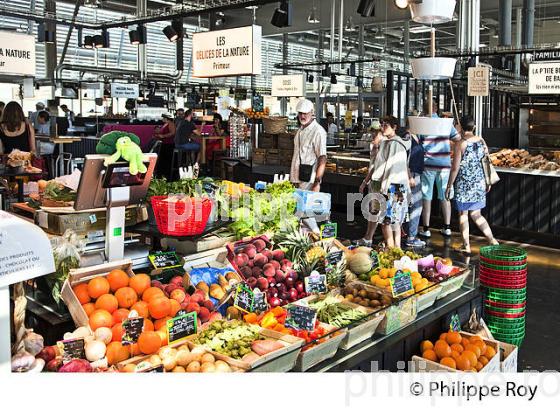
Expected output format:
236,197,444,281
353,297,362,304
381,296,392,306
358,289,368,298
345,294,354,301
360,300,370,307
352,288,359,297
369,299,381,308
367,291,378,300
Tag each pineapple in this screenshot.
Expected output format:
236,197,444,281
274,226,312,265
305,245,327,263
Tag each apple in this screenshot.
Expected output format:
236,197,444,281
170,276,183,287
288,288,298,301
272,249,285,261
247,277,258,288
285,276,295,287
235,253,249,268
254,254,268,267
269,260,281,270
191,293,205,304
276,283,287,294
267,288,278,299
240,266,253,278
241,244,257,259
263,264,276,277
251,267,263,278
281,259,293,269
295,281,305,293
253,239,266,252
247,259,254,268
256,277,269,291
262,249,273,261
274,271,285,283
267,277,277,286
151,280,163,289
269,297,281,307
170,288,186,303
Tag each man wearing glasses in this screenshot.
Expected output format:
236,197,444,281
290,99,327,192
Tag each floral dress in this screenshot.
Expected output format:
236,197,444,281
454,140,487,211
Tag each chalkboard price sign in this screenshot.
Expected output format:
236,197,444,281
320,223,337,240
233,283,255,313
252,290,268,313
149,251,182,270
390,271,414,298
285,304,317,331
167,312,197,345
252,94,264,112
325,250,343,266
370,251,380,270
121,317,145,345
304,272,327,294
57,338,86,363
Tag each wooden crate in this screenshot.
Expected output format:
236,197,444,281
61,259,136,328
161,227,236,255
294,325,347,372
279,148,294,166
188,327,304,372
277,133,295,150
376,296,418,335
258,133,277,149
265,149,280,165
500,341,519,372
410,332,501,373
252,148,266,165
182,247,243,285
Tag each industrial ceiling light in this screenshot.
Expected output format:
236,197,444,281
37,22,55,43
84,35,94,48
163,25,179,42
307,72,314,83
84,0,101,8
129,24,146,45
321,64,331,77
308,5,320,24
94,28,109,48
394,0,409,10
271,0,292,28
215,12,226,27
330,73,337,84
345,16,356,32
357,0,375,18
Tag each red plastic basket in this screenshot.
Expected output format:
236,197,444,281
485,308,526,319
480,266,527,279
480,277,527,289
480,255,527,267
485,299,527,309
150,195,212,237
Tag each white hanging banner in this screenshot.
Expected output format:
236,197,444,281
467,66,490,97
271,74,306,97
528,62,560,94
192,25,262,78
0,211,55,288
0,31,36,76
111,83,139,99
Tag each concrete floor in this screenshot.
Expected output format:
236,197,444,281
332,213,560,371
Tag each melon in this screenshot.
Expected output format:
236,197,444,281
347,252,373,275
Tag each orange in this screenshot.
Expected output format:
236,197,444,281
446,331,462,345
148,297,171,319
420,340,434,353
456,354,471,371
115,287,138,308
451,343,464,353
451,351,461,360
473,340,487,355
142,287,165,303
87,277,110,299
465,344,481,359
157,329,168,346
137,331,161,354
111,323,124,342
475,362,483,371
154,316,172,330
122,363,137,373
89,309,114,331
463,351,478,368
440,357,457,370
130,274,151,297
131,301,149,318
107,269,129,292
469,335,483,344
112,308,130,324
422,349,438,362
461,338,471,349
106,341,130,365
130,343,141,356
434,340,452,359
169,299,181,317
483,346,496,359
439,332,448,341
82,302,96,317
94,294,118,314
478,356,489,366
73,283,91,304
143,318,154,332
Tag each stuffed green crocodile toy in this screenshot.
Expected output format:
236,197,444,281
96,131,147,175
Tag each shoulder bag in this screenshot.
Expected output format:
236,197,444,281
480,138,500,186
297,130,315,182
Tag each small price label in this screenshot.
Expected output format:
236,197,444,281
304,272,327,294
121,317,144,345
149,251,182,270
449,314,462,332
370,251,380,270
252,289,268,313
390,271,414,298
167,312,197,345
137,364,164,373
57,338,86,363
325,250,343,266
285,304,317,332
320,223,337,240
233,283,255,313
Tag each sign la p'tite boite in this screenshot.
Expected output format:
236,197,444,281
0,31,36,77
528,61,560,94
192,25,262,78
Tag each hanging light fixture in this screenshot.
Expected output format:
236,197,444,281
345,16,356,32
83,35,94,49
308,1,320,24
129,24,146,45
94,28,110,49
271,0,292,28
83,0,101,8
330,73,338,84
163,25,179,42
395,0,409,10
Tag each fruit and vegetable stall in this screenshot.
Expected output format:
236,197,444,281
6,178,518,374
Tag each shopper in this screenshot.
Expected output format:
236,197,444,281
174,109,201,165
0,101,36,154
206,113,226,164
358,125,384,246
369,116,411,249
446,116,499,254
326,112,338,138
405,127,426,248
29,102,45,129
419,99,460,239
60,104,75,125
35,111,51,135
175,108,185,126
352,116,366,133
290,99,327,192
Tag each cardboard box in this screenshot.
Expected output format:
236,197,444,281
161,227,235,255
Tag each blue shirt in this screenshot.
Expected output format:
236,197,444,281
420,114,459,170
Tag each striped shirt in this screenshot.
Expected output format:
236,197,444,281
420,114,460,169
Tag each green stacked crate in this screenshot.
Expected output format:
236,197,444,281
480,246,527,347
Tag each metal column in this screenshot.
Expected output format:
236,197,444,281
515,8,522,76
330,0,336,60
522,0,535,47
358,24,365,118
338,0,344,63
44,0,57,85
281,33,288,116
403,21,410,72
498,0,512,46
137,0,148,80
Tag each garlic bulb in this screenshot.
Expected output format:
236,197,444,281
23,332,44,356
12,351,36,372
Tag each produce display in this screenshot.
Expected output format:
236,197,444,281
244,107,270,119
6,149,41,173
490,148,560,171
306,296,369,328
419,332,497,372
340,282,392,309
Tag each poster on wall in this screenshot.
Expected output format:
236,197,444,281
0,31,36,76
467,66,490,97
192,25,262,78
528,62,560,94
110,83,139,99
271,74,306,97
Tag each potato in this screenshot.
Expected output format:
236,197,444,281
149,355,162,366
201,362,216,373
358,290,368,298
178,344,190,352
186,361,201,372
162,356,177,371
172,365,186,373
369,299,381,308
214,360,231,373
176,350,194,367
201,353,215,364
158,347,177,360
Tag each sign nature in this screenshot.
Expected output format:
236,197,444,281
192,25,262,78
0,32,36,76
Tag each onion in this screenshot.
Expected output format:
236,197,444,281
73,326,92,339
85,340,107,362
94,327,112,345
28,358,45,373
23,332,44,356
436,260,453,275
12,351,36,372
417,254,435,270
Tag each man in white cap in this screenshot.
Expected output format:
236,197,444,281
290,99,327,192
29,102,46,130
